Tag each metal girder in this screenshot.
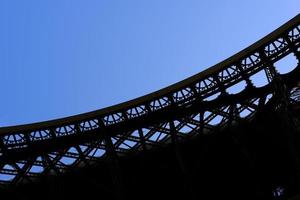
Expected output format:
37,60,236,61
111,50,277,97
0,14,299,193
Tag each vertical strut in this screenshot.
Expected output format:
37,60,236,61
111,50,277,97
104,134,123,200
236,61,254,88
259,49,278,83
213,74,228,96
285,35,300,61
169,120,194,199
138,128,147,151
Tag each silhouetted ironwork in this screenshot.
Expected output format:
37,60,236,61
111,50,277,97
1,14,300,200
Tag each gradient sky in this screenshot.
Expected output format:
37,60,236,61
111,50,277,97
0,0,299,126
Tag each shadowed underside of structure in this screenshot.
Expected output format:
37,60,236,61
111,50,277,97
1,14,300,200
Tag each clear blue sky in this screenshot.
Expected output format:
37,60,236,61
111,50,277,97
0,0,299,126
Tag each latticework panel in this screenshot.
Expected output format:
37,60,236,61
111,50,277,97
0,14,300,189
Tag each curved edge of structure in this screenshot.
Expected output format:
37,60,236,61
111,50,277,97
0,14,299,133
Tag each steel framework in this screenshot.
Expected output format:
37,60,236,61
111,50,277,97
1,14,300,199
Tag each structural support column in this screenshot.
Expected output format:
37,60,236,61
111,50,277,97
138,128,147,151
228,103,254,170
261,48,300,192
104,134,123,200
169,120,194,199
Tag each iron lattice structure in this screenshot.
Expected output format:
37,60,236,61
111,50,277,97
1,15,300,199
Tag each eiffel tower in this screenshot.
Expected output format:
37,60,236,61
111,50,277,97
1,14,300,200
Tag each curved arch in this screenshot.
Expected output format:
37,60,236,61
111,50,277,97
0,14,299,134
0,14,300,186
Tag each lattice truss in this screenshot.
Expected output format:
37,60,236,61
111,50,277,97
0,15,300,187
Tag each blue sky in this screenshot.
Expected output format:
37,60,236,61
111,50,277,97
0,0,299,126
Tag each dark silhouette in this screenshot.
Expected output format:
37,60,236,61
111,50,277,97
0,14,300,200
